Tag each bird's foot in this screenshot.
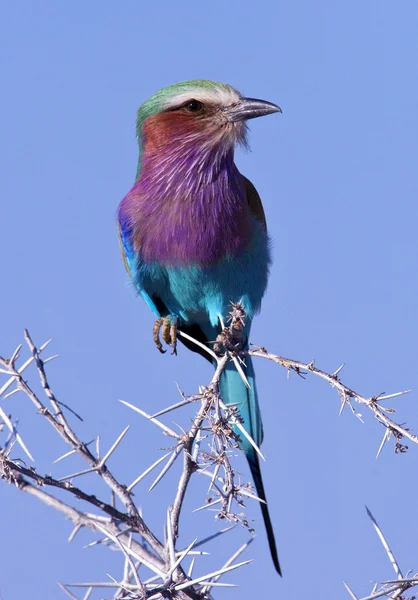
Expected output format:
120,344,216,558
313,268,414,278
214,306,246,355
213,329,242,355
153,317,177,355
162,318,177,355
213,331,227,355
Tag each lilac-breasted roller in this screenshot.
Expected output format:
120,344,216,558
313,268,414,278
118,80,282,574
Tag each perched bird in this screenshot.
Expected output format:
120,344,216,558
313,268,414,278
118,80,282,574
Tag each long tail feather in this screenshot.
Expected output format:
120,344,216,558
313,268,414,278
247,451,282,575
220,354,282,576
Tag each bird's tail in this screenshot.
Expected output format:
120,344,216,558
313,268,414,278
220,355,282,576
247,449,282,575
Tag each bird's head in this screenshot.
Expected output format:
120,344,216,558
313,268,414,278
135,80,281,175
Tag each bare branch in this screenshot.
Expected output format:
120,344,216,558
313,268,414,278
250,347,415,454
1,315,416,599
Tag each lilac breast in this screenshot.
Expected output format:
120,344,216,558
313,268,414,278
119,147,253,267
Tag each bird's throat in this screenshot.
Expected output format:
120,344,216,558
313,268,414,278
121,144,252,266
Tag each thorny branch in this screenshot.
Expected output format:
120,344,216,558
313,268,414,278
171,354,229,540
0,317,256,599
344,508,418,600
248,348,415,457
0,465,159,574
0,303,416,599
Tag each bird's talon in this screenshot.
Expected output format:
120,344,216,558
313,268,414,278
170,322,177,355
153,318,166,353
153,317,177,354
162,319,171,345
214,331,227,355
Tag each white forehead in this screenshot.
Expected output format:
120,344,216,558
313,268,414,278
163,85,241,109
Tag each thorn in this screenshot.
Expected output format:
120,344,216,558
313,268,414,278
230,354,250,388
339,397,347,417
119,400,179,439
68,524,82,543
10,344,23,365
43,354,60,364
127,452,171,492
148,447,182,491
0,406,34,462
376,430,390,460
3,387,20,400
208,463,221,493
333,363,345,377
201,538,255,593
177,330,218,360
192,526,235,548
150,396,199,419
57,583,79,600
188,557,196,578
174,559,252,591
0,341,50,398
147,592,164,600
198,582,238,588
365,506,403,580
82,588,93,600
175,381,187,400
220,399,265,461
37,338,52,352
343,581,359,600
374,389,412,402
379,577,418,584
193,498,222,513
99,425,130,466
59,467,98,482
92,521,144,593
53,439,95,464
4,438,17,457
236,487,267,504
167,538,198,577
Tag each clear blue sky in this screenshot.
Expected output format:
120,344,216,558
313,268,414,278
1,1,417,598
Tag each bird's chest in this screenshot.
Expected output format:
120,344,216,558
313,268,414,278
134,186,252,266
139,221,270,325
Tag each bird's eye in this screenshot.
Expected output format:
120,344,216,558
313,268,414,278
185,100,203,113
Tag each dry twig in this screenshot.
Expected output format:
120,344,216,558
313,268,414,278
0,304,415,598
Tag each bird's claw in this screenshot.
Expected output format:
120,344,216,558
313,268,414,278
213,331,227,355
170,322,178,355
153,318,166,353
153,317,177,355
213,325,244,355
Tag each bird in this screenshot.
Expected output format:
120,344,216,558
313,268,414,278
117,80,282,574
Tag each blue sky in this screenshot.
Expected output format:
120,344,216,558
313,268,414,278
1,1,417,598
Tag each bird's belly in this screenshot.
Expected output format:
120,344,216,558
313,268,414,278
140,226,270,326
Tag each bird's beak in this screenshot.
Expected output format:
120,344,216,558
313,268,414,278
224,97,282,122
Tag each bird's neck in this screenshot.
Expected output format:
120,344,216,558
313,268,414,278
137,132,238,195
